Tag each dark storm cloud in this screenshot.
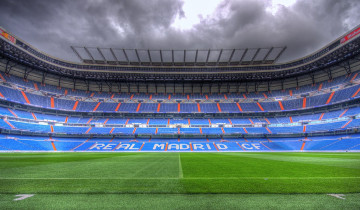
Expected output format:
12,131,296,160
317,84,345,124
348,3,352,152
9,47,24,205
186,0,360,61
0,0,359,62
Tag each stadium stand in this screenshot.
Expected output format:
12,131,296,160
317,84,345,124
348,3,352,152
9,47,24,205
0,25,360,152
0,134,360,151
1,74,360,113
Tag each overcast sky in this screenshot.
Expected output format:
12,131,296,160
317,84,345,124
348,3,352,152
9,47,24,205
0,0,359,63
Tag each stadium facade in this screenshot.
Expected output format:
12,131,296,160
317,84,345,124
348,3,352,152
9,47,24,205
0,25,360,152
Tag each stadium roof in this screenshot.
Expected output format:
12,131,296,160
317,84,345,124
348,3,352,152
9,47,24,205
71,47,287,66
0,24,360,82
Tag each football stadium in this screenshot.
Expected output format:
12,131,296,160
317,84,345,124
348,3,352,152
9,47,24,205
0,0,360,209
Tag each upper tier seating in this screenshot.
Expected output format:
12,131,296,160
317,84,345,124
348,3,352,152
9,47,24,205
0,71,360,113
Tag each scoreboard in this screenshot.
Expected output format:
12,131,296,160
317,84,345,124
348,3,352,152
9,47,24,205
0,27,16,44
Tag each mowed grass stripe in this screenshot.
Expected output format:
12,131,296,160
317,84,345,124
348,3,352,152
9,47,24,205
1,194,360,209
0,152,359,194
0,177,359,180
218,152,360,169
0,153,180,179
1,178,358,194
181,153,360,178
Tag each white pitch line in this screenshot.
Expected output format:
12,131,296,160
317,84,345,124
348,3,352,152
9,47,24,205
178,153,183,179
328,194,346,200
0,177,359,180
14,194,35,201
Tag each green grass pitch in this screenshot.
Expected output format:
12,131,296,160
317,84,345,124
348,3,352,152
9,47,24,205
0,152,359,209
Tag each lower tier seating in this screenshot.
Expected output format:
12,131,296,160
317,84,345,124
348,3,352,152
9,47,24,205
0,106,359,126
0,134,359,152
1,118,358,135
